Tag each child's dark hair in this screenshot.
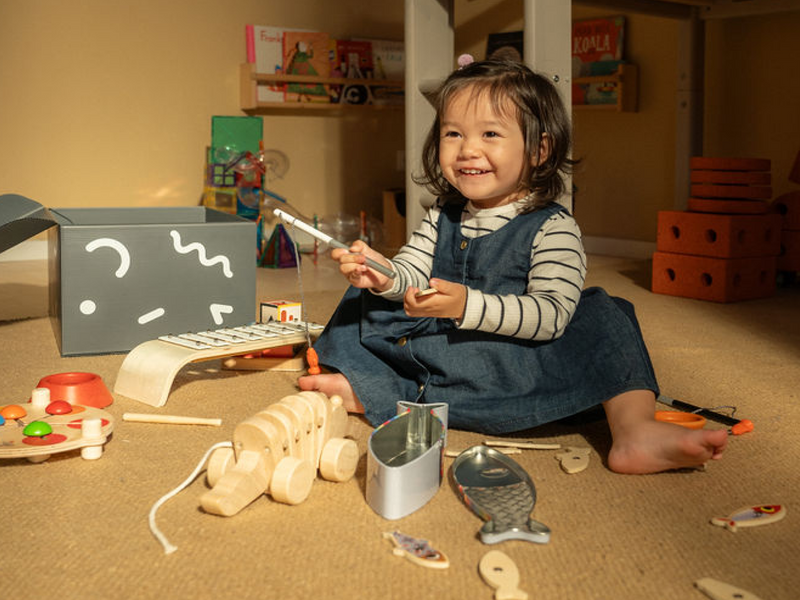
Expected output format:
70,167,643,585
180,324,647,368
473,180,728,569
414,59,577,211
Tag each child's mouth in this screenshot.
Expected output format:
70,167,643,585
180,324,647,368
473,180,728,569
460,169,488,175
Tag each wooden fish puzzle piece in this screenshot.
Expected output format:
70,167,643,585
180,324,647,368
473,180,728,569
710,504,786,532
554,446,592,474
383,531,449,569
479,550,528,600
694,577,763,600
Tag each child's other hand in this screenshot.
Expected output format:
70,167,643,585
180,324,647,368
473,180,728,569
404,278,466,320
331,240,393,291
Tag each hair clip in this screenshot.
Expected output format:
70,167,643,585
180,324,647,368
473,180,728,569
457,54,475,69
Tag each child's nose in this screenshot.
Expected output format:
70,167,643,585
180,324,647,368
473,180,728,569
459,136,481,158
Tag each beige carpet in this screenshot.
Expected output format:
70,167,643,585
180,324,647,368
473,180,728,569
1,255,798,600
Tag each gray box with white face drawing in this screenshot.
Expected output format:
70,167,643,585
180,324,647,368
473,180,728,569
47,207,256,356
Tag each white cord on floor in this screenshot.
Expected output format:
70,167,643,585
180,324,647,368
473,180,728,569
148,441,234,555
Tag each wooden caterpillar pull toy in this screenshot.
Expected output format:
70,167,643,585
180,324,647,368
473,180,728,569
200,391,358,517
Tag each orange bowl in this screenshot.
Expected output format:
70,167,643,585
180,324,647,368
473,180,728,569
655,410,706,430
36,372,113,408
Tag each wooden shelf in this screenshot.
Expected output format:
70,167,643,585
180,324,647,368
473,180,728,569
239,63,404,114
572,63,638,112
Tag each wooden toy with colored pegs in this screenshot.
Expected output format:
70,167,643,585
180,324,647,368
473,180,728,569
0,387,114,463
200,390,358,516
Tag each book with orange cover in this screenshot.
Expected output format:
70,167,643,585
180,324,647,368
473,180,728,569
282,31,331,103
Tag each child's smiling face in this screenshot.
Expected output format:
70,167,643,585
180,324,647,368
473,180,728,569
438,86,528,208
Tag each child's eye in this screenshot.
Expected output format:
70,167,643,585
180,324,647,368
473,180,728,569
442,131,461,139
484,131,499,138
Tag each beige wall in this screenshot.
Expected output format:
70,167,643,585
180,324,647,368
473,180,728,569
454,1,800,244
704,12,800,187
2,1,798,247
0,0,404,222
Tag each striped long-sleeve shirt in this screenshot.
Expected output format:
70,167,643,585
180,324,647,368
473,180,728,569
380,197,587,341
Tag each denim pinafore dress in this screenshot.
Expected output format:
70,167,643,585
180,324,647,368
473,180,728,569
312,200,659,434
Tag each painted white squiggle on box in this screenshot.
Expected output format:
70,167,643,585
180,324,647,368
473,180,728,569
169,230,233,278
85,238,131,278
138,307,166,324
209,303,233,325
82,238,132,316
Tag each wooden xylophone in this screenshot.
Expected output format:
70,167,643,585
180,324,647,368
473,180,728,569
113,321,325,408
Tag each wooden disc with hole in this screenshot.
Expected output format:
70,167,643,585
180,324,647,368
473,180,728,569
688,197,768,215
690,157,771,172
691,170,771,185
691,184,773,200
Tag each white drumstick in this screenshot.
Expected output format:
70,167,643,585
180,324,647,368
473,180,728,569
273,208,396,279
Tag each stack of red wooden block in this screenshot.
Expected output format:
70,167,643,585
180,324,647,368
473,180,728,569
773,151,800,275
652,157,782,302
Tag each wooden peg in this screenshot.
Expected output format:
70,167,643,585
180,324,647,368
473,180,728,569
554,446,592,474
694,577,763,600
484,439,561,450
479,550,528,600
446,447,521,458
123,413,222,426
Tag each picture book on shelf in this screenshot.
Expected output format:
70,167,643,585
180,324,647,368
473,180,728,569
333,40,374,79
283,30,331,103
331,40,374,105
571,16,625,76
355,39,403,80
246,25,310,103
571,16,626,106
353,38,405,105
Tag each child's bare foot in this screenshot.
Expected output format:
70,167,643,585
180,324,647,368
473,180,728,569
298,373,365,414
604,390,728,474
607,420,728,474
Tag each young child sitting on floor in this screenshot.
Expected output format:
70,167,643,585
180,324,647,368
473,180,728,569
299,58,727,474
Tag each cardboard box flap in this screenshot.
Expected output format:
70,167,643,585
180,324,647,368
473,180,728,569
0,194,58,254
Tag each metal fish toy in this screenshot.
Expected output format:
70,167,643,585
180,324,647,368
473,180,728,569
710,504,786,532
452,445,550,544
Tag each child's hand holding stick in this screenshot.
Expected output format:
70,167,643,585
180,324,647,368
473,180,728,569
272,208,396,280
331,239,395,291
404,278,467,320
